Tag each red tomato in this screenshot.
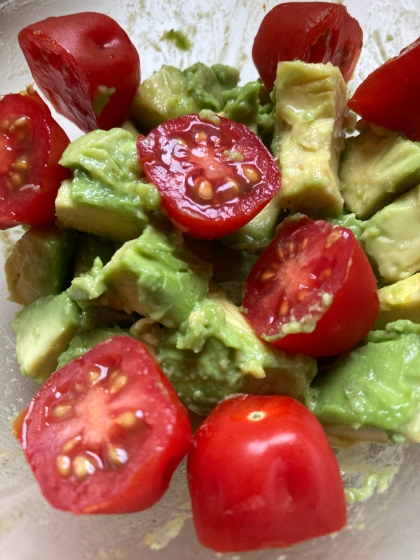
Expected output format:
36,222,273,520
252,2,363,91
18,13,140,132
0,87,70,229
187,394,347,552
243,215,378,357
137,114,281,239
348,37,420,141
13,336,191,514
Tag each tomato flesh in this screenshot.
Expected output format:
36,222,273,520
348,37,420,141
252,2,363,91
14,336,192,514
137,114,281,239
187,394,347,552
0,87,70,229
243,215,379,356
18,13,140,132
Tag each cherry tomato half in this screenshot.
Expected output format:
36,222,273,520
187,394,347,552
252,2,363,91
137,113,281,239
243,215,378,357
348,37,420,141
0,87,70,229
14,336,192,514
18,13,140,132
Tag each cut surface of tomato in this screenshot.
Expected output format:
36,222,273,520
0,87,70,229
242,215,379,357
14,336,192,514
137,113,281,239
252,2,363,91
187,394,347,552
348,37,420,141
18,13,140,132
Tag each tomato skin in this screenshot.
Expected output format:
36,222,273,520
14,336,191,514
0,87,70,229
252,2,363,91
348,37,420,141
18,13,140,132
137,114,281,239
243,216,379,357
187,394,346,552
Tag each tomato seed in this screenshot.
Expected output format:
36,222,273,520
73,455,96,481
297,289,310,301
301,237,309,251
57,455,71,477
109,373,128,394
54,403,73,419
115,411,138,429
11,159,28,172
277,247,285,261
107,444,128,467
195,131,208,143
260,269,276,283
176,137,188,148
62,436,81,454
195,178,213,200
319,268,333,281
10,117,28,131
325,229,342,248
243,164,261,183
89,369,101,385
279,299,289,316
0,119,10,132
10,173,22,189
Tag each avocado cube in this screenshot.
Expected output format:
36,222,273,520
361,184,420,284
307,321,420,445
272,61,347,218
69,221,213,329
12,293,82,383
56,128,161,242
5,226,78,306
339,122,420,219
375,273,420,329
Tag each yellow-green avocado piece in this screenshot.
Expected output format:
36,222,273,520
361,184,420,284
272,61,347,218
5,225,78,306
157,288,317,415
56,128,161,242
375,273,420,329
339,121,420,219
306,320,420,446
12,293,81,383
68,220,213,329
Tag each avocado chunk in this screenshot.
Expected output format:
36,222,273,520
68,221,213,328
361,184,420,284
272,61,347,218
5,226,79,306
339,122,420,219
183,62,224,112
157,289,317,415
56,128,161,242
327,212,365,241
220,194,283,253
375,273,420,329
211,64,240,91
306,320,420,445
56,327,128,370
12,293,82,383
74,233,120,277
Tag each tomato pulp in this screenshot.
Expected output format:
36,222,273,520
137,113,281,239
14,336,192,514
187,394,347,552
243,215,379,356
0,87,70,229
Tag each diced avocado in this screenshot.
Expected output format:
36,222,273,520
183,62,224,112
74,234,119,277
5,226,79,306
306,320,420,445
220,194,283,253
56,128,161,242
68,221,213,328
361,184,420,284
211,64,240,91
327,212,365,241
79,305,140,330
129,65,200,131
56,327,128,370
157,289,317,415
12,293,82,383
272,61,347,218
339,122,420,219
375,274,420,329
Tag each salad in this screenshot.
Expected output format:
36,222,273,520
2,0,420,558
